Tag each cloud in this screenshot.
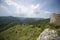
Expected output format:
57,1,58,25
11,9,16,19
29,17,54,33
43,11,51,18
0,5,13,16
44,11,51,13
3,0,52,18
4,0,41,18
31,4,40,10
0,5,12,14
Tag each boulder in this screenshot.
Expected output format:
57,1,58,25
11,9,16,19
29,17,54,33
37,28,60,40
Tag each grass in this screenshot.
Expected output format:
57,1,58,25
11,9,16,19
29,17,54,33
0,22,60,40
0,25,43,40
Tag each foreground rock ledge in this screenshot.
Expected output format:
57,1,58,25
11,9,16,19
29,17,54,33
37,28,60,40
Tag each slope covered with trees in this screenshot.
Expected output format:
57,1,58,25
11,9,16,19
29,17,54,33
0,16,60,40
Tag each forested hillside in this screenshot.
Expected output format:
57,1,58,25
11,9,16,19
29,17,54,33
0,16,49,32
0,16,60,40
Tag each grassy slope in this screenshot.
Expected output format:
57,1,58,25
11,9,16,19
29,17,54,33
0,25,43,40
0,24,60,40
0,19,60,40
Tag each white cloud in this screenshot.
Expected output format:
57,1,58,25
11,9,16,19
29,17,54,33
0,5,13,14
31,4,40,10
4,0,52,18
4,0,41,18
43,11,51,18
44,11,51,13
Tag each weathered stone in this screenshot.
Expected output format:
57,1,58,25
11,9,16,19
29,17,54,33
50,13,60,26
37,28,60,40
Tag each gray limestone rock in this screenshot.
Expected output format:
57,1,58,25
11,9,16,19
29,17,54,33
50,13,60,26
37,28,60,40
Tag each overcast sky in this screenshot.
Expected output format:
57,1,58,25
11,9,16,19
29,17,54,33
0,0,60,18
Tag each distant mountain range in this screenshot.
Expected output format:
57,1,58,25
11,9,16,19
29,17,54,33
0,16,49,24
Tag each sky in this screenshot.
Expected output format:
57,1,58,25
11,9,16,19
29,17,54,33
0,0,60,18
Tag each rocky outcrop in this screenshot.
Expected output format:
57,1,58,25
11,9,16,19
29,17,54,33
37,13,60,40
37,28,60,40
50,13,60,26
